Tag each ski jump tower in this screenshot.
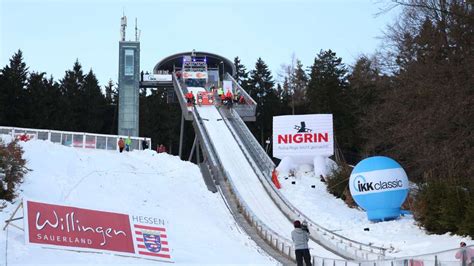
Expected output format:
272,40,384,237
118,15,140,137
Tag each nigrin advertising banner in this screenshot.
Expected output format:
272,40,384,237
273,114,334,159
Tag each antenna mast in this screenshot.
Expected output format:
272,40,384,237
120,13,127,41
135,18,139,42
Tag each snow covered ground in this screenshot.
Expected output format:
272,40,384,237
1,131,471,265
0,137,276,265
277,167,472,257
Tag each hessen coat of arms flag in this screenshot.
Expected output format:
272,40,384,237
133,224,171,259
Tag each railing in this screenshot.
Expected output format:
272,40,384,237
190,110,221,179
358,245,474,266
172,72,193,120
0,126,151,151
172,71,256,121
224,73,256,105
220,108,388,260
224,73,257,120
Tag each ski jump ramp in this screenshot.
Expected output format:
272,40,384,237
196,105,339,259
172,73,387,262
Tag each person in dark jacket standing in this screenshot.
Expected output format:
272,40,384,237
291,220,312,266
142,138,149,150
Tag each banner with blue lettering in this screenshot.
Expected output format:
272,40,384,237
349,156,409,222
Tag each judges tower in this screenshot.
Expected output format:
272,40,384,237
118,15,140,136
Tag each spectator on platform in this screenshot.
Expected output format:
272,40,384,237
19,133,30,142
225,90,233,108
157,144,167,153
142,138,149,150
217,87,224,98
185,91,195,105
125,136,132,152
456,242,474,266
118,137,125,153
219,94,225,105
291,220,312,266
239,95,246,104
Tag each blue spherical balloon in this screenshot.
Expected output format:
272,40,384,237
349,156,409,222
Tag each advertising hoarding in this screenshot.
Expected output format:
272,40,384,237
182,71,207,79
272,114,334,159
143,74,172,82
24,199,172,262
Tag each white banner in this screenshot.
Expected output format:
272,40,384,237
272,114,333,159
182,71,207,79
223,80,233,93
143,74,172,82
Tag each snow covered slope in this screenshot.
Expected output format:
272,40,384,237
0,138,276,265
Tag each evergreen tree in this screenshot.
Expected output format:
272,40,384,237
306,50,356,153
276,82,291,115
347,56,383,155
278,56,308,115
348,56,379,115
281,77,290,105
59,60,85,131
459,184,474,236
233,56,249,87
140,89,181,154
23,72,61,129
82,69,106,132
248,58,275,102
0,50,28,126
247,58,276,145
413,182,444,233
307,50,347,113
291,59,308,114
104,79,118,105
104,79,118,134
395,32,417,73
0,71,3,123
0,139,27,201
0,69,7,125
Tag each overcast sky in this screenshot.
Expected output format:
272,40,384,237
0,0,399,86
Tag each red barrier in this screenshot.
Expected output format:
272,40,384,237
272,170,281,189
